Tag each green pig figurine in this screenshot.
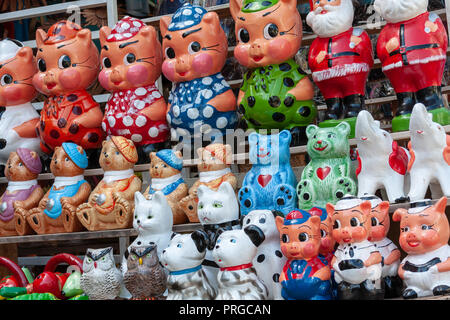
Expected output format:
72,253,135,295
297,121,357,210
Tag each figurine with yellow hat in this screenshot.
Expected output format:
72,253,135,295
76,136,142,231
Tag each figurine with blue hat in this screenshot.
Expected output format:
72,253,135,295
160,3,238,144
24,142,91,234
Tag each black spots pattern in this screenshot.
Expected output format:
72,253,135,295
268,96,281,108
275,250,283,258
0,139,6,150
50,129,60,139
40,121,45,131
257,254,265,263
67,94,78,102
72,106,82,115
247,96,256,107
238,104,246,115
273,273,280,283
57,118,67,128
272,112,285,123
283,77,294,87
284,96,294,107
279,63,291,72
249,118,262,127
88,132,100,143
246,70,254,80
0,106,5,120
69,123,79,134
299,106,311,117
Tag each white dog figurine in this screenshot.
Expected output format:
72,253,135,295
408,103,450,201
160,230,216,300
213,226,268,300
356,110,409,203
242,210,286,300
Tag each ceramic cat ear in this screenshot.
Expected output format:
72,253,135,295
153,191,168,206
134,191,147,205
218,181,234,195
197,184,209,198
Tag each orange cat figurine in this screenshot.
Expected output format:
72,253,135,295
32,21,104,154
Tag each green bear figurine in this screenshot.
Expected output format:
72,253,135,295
297,122,357,210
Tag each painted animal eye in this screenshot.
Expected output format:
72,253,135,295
350,217,360,227
421,224,431,230
38,58,46,72
245,218,251,225
333,219,341,229
165,47,176,59
238,28,250,43
124,53,136,65
188,41,201,54
298,233,309,242
230,238,236,243
86,258,92,263
371,217,379,226
327,133,336,138
131,255,136,260
198,203,204,210
58,55,72,69
401,226,410,232
281,234,289,243
259,216,266,224
213,202,223,208
102,57,112,68
0,74,13,86
263,23,279,40
320,229,326,238
65,157,69,162
177,243,182,248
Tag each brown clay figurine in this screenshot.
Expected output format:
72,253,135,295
17,143,91,235
143,149,188,225
179,143,236,222
77,136,141,231
0,149,43,236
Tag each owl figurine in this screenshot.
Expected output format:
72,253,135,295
80,247,123,300
123,245,167,300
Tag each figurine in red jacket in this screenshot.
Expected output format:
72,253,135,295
307,0,373,125
374,0,449,131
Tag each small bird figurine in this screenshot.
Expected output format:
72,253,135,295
124,244,167,300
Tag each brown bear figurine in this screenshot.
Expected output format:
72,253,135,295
76,136,141,231
179,143,237,222
18,143,91,235
0,148,44,236
143,149,188,225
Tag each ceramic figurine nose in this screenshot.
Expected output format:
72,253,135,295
215,245,220,249
317,140,323,144
162,249,166,254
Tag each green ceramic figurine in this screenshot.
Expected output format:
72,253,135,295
297,121,357,210
230,0,316,145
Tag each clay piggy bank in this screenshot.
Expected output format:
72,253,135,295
33,21,104,154
242,210,287,300
230,0,316,144
306,0,373,133
81,247,123,300
238,130,297,216
356,111,409,203
327,196,384,300
99,17,169,161
213,226,268,300
160,230,216,300
160,3,237,143
0,149,43,236
276,209,332,300
16,143,90,235
180,143,236,222
393,197,450,299
144,149,188,224
374,0,449,132
362,195,402,298
197,182,241,290
77,136,141,231
407,103,450,201
0,39,41,167
297,121,356,210
309,207,336,265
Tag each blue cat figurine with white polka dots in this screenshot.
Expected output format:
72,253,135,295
160,3,238,144
238,130,297,216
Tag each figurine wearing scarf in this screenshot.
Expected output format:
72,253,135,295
160,3,238,144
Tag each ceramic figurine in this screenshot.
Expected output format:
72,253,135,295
309,207,336,265
306,0,373,136
160,3,237,143
144,149,188,224
326,196,384,300
180,143,236,222
197,182,241,290
81,247,123,300
61,271,84,299
0,256,29,289
393,197,450,299
356,111,409,203
160,230,217,300
213,226,268,300
362,195,402,298
374,0,449,132
230,0,316,144
242,210,287,300
0,149,43,236
297,122,356,210
33,21,104,154
407,103,450,201
238,130,297,216
18,143,90,235
275,209,332,300
99,17,169,161
76,136,141,231
0,39,41,168
123,244,167,300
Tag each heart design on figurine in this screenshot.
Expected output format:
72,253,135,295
257,175,272,188
316,167,331,180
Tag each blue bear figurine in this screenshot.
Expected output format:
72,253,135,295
238,130,297,216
